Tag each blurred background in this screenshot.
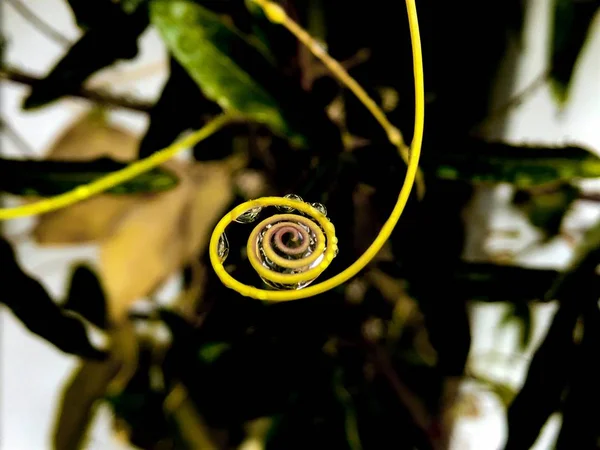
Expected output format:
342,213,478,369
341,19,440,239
1,0,599,449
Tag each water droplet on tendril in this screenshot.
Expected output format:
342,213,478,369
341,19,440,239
234,206,262,223
211,195,339,296
218,233,229,262
277,193,304,212
310,202,327,217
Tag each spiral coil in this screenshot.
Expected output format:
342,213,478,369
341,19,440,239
210,194,338,297
0,0,424,303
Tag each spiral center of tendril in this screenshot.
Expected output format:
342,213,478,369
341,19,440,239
271,223,310,256
211,196,338,295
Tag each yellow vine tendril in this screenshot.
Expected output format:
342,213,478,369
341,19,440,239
0,0,424,304
251,0,426,199
208,0,424,301
0,114,232,221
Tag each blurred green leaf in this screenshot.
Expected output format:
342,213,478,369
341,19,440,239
53,358,122,450
0,157,179,196
546,220,600,301
0,238,106,360
352,140,600,190
512,183,580,240
150,0,337,148
378,261,560,303
504,302,578,450
433,140,600,187
549,0,600,104
64,265,108,330
150,0,292,140
54,323,138,450
106,345,174,449
22,2,148,109
332,368,363,450
470,374,517,408
505,221,600,448
555,304,600,449
65,0,135,30
165,384,218,450
138,56,220,158
198,342,230,364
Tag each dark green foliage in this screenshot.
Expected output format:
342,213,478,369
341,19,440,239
64,265,109,329
150,0,341,149
504,302,579,449
106,344,175,449
22,1,149,109
512,183,580,241
65,0,135,30
554,304,600,449
504,223,600,450
0,238,106,360
138,57,221,159
550,0,600,103
0,157,179,196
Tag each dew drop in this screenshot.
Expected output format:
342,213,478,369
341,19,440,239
234,206,262,223
311,202,327,217
277,193,304,212
217,233,229,262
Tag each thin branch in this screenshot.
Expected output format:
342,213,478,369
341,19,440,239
579,193,600,203
0,66,154,113
5,0,71,47
366,343,432,433
0,117,36,156
473,70,550,136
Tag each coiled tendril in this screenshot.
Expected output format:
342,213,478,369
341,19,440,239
0,0,424,304
211,194,338,294
208,0,424,302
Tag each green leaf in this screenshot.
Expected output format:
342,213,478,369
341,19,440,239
0,238,106,360
22,3,149,109
512,183,580,240
150,0,337,148
0,157,179,196
64,265,108,330
433,140,600,187
549,0,600,105
198,342,230,364
378,261,560,303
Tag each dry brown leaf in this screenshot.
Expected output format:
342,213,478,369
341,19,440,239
52,323,138,450
33,110,143,244
33,196,139,244
100,156,243,323
45,108,137,162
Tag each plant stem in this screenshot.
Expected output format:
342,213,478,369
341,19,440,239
0,66,154,113
5,0,71,47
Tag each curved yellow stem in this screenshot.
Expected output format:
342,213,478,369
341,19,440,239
252,0,426,198
208,0,425,301
0,114,232,221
